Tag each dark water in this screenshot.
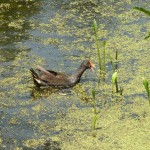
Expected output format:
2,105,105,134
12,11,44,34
1,0,150,149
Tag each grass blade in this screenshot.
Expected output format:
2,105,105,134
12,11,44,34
112,71,118,93
92,89,97,130
142,77,150,105
134,7,150,16
143,77,150,97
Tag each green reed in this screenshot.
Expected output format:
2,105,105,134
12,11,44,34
115,50,118,70
92,89,97,130
103,41,106,72
93,19,102,71
112,71,119,93
134,7,150,16
108,50,118,73
134,7,150,39
142,77,150,105
110,59,115,73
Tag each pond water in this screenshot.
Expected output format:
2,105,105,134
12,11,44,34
1,0,150,149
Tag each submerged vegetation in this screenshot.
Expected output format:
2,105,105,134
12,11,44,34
1,0,150,149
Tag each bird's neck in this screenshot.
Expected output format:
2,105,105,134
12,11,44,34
70,65,87,83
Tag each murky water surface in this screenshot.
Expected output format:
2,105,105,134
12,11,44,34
1,0,150,149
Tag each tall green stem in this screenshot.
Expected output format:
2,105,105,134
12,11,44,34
92,89,97,130
92,89,97,115
143,77,150,105
103,41,106,72
112,71,118,93
115,78,119,93
93,19,102,71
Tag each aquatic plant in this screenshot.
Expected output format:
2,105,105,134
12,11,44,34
103,41,107,72
93,20,108,74
134,7,150,39
112,71,119,93
134,7,150,16
144,32,150,40
142,77,150,105
110,58,115,73
107,49,118,73
93,19,102,71
92,89,97,130
115,50,118,70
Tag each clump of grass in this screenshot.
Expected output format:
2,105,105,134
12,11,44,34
92,89,97,130
142,77,150,105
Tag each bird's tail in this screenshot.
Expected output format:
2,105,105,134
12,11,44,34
30,68,41,87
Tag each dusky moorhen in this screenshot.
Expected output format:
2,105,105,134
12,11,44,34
30,60,95,88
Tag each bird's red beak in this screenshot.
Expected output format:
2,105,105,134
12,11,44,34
89,61,95,72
